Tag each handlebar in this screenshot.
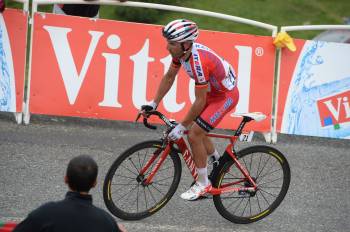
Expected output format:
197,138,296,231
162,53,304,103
136,110,175,130
136,110,264,137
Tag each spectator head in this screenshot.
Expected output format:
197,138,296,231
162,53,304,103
65,155,98,193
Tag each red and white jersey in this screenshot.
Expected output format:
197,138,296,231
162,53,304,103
172,42,236,94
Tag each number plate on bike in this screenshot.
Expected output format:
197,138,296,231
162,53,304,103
239,131,254,142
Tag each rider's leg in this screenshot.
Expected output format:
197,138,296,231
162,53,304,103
187,124,210,186
203,136,220,161
187,123,218,159
203,136,215,155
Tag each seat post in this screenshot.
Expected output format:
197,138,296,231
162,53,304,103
234,116,253,137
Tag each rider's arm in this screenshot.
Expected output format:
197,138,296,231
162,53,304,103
181,84,208,127
153,65,180,105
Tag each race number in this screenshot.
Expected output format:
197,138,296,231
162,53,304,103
239,131,254,142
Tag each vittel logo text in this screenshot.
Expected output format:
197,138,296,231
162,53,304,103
43,26,253,114
317,90,350,128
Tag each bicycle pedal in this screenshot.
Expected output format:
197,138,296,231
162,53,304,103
191,194,211,201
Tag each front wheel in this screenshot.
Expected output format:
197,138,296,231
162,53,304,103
212,145,291,224
103,140,182,220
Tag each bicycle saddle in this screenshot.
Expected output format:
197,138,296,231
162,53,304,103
231,112,266,122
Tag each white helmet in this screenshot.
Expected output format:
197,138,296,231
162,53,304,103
162,19,199,42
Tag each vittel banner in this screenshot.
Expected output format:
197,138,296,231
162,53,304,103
0,9,27,113
278,40,350,139
30,13,276,131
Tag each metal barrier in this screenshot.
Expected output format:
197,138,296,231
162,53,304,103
8,0,349,142
23,0,278,142
272,25,350,142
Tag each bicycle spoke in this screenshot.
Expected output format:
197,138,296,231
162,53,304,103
120,163,139,176
114,183,139,202
223,194,242,208
124,184,139,209
256,153,263,179
141,150,149,168
111,179,136,193
137,151,142,171
152,182,171,187
241,198,250,216
259,167,282,180
136,184,140,212
145,186,157,204
143,186,148,209
256,191,262,212
258,177,283,186
241,158,251,177
249,154,253,175
259,188,278,198
149,183,166,195
114,174,135,180
233,197,245,215
150,181,170,194
257,159,278,180
256,155,272,179
128,157,141,174
258,190,271,206
111,183,136,186
154,175,173,183
225,170,242,179
249,198,252,216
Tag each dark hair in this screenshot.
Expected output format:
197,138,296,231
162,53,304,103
66,155,98,192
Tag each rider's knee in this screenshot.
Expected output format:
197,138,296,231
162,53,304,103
187,127,205,144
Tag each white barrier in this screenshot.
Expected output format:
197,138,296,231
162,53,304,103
281,25,350,32
3,1,29,124
23,0,278,143
17,0,350,142
272,25,350,142
31,0,278,35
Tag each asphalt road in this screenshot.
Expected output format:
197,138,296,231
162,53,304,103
0,113,349,232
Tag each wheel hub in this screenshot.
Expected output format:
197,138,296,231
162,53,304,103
239,177,257,197
136,174,152,187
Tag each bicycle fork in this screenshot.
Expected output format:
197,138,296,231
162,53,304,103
138,138,199,186
138,144,171,186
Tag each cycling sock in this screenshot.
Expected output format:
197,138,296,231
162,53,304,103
209,150,220,161
197,167,209,186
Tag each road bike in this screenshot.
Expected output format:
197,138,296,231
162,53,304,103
103,110,290,224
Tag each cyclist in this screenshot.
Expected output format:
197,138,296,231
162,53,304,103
141,19,239,201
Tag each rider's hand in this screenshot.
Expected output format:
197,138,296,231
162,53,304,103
141,101,157,112
168,123,186,141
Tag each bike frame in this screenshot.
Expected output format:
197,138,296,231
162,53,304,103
139,129,258,196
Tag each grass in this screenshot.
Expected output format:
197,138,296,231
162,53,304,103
104,0,350,39
7,0,350,39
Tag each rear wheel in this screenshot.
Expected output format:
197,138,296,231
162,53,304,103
103,140,182,220
212,146,290,224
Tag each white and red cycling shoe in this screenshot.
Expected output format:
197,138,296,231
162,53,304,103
180,182,212,201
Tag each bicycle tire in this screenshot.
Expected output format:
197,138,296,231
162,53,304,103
212,145,291,224
103,140,182,220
